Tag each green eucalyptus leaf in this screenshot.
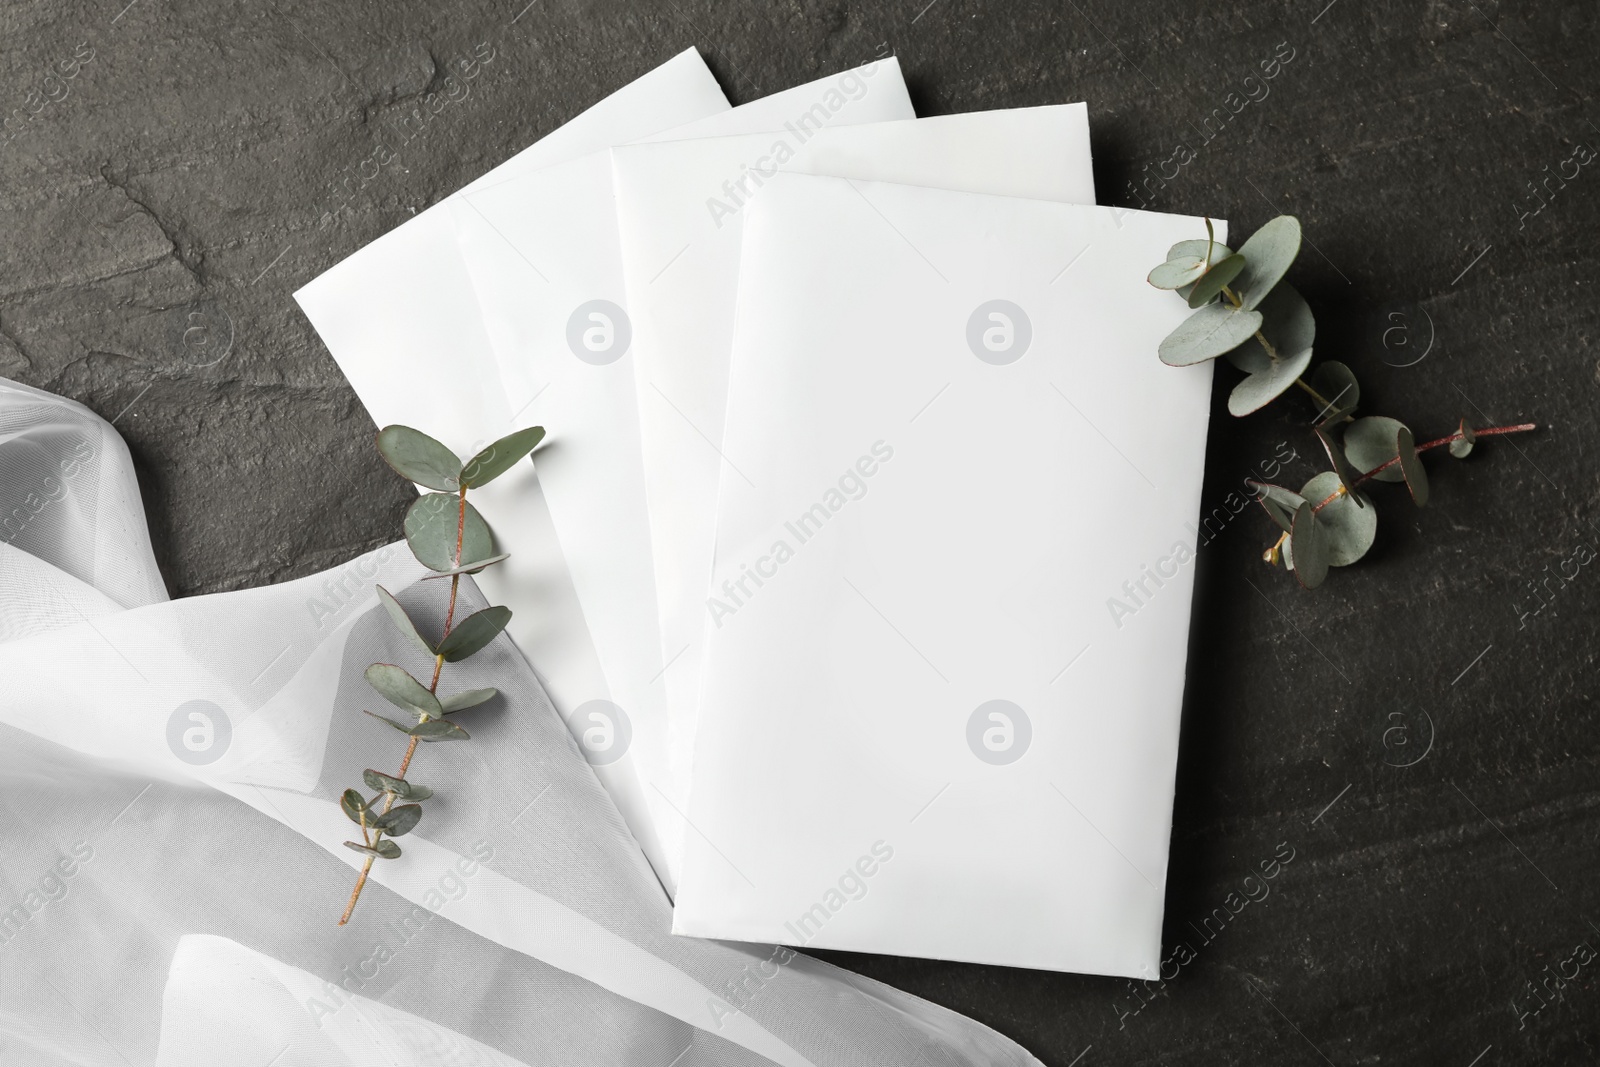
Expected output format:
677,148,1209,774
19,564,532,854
436,606,513,662
1226,284,1315,373
1299,472,1376,566
1396,426,1430,506
1314,425,1365,506
421,552,511,579
439,687,498,714
375,585,434,655
1227,346,1313,416
1288,502,1329,590
376,426,461,492
1159,303,1264,367
374,804,423,838
1246,481,1307,534
410,719,471,742
459,426,547,489
340,789,368,824
1167,238,1234,263
1309,360,1359,422
1149,256,1207,290
1171,239,1237,300
345,840,402,860
1232,215,1303,310
1343,416,1408,483
1450,419,1477,459
404,493,494,572
363,769,434,802
1186,253,1248,309
365,663,442,720
363,709,419,734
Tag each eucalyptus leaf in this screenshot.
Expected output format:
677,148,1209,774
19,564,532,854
1246,481,1307,534
421,552,511,579
1314,424,1365,505
1167,238,1233,263
439,687,498,713
1309,360,1359,423
1186,253,1248,309
410,719,471,742
344,840,402,860
1288,502,1329,590
1149,256,1207,290
375,585,434,655
363,769,434,802
404,493,494,572
1159,303,1264,367
375,426,461,492
436,606,513,662
365,663,442,719
1226,283,1314,372
374,804,423,838
1232,215,1303,310
1396,426,1430,506
1450,419,1477,459
1299,472,1377,566
363,709,419,734
459,426,547,489
340,789,368,824
1227,345,1313,416
1343,416,1409,483
1170,238,1236,300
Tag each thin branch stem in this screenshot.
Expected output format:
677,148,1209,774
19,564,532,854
1309,423,1537,513
340,486,471,926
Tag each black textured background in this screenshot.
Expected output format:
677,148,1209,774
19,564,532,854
3,1,1597,1064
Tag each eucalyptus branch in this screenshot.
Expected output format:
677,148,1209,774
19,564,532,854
1150,215,1538,589
337,423,545,925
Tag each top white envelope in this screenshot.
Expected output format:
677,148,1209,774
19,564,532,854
672,174,1219,978
611,105,1096,886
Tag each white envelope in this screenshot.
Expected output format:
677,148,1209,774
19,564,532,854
447,61,915,895
611,105,1096,887
672,174,1219,978
296,52,914,891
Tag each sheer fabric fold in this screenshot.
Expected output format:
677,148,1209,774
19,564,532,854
0,378,1040,1067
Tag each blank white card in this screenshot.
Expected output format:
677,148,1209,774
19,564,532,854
673,174,1220,977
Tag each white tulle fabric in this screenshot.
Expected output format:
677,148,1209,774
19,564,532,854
0,377,1041,1067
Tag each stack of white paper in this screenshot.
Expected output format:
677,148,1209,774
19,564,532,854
296,47,1220,979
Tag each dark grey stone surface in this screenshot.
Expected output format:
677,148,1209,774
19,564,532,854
3,0,1597,1063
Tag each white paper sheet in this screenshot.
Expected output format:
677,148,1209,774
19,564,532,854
672,174,1218,978
611,105,1096,886
446,62,916,895
296,52,914,892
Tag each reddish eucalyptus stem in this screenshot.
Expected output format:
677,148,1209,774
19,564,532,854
1310,423,1537,512
339,487,470,926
